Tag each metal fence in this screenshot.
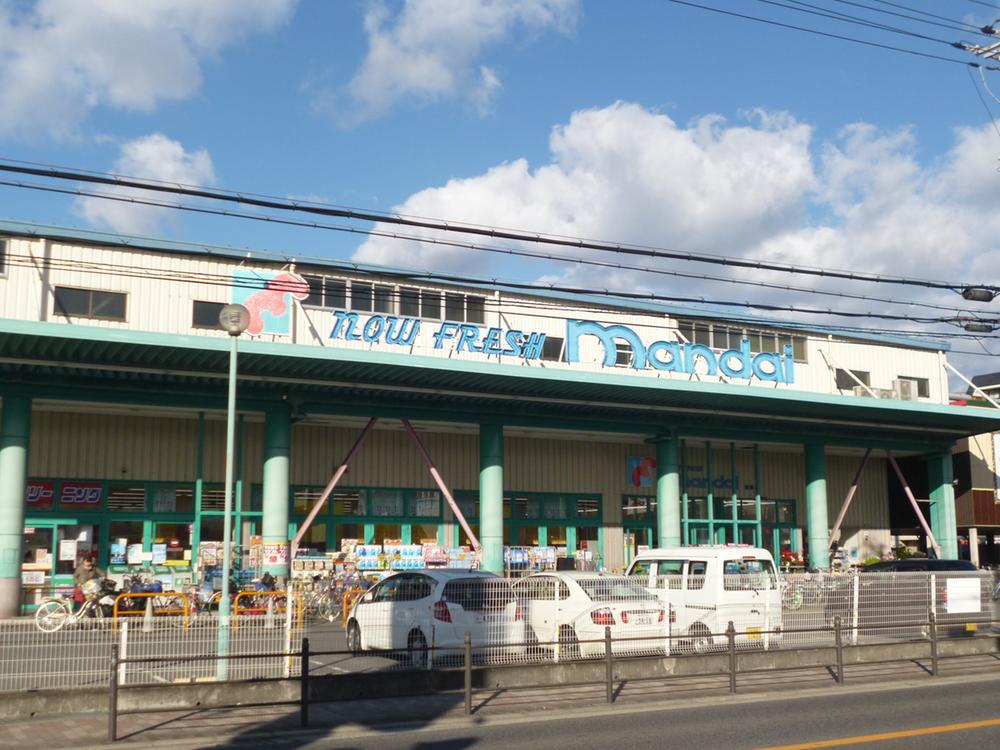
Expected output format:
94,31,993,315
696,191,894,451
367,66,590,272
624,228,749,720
0,609,305,692
3,571,997,692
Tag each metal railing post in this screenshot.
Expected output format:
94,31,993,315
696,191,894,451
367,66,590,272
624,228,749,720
929,611,939,677
108,643,119,743
726,621,737,694
300,637,310,727
464,632,473,716
834,615,845,685
605,626,614,704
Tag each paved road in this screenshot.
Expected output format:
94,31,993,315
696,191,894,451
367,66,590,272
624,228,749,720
268,672,1000,750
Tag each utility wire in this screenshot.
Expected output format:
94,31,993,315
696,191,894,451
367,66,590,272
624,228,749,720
665,0,1000,68
868,0,994,33
0,160,989,294
761,0,967,46
0,176,987,320
967,65,1000,136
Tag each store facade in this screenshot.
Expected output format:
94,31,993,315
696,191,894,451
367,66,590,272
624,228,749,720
3,219,1000,616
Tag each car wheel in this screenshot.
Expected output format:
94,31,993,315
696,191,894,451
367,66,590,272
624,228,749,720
347,621,361,655
688,624,713,654
558,625,580,661
408,629,429,670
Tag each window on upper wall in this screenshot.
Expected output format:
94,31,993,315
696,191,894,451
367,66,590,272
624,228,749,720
615,341,633,367
835,368,870,390
896,376,930,398
541,336,565,362
443,292,487,323
192,301,225,329
53,286,126,321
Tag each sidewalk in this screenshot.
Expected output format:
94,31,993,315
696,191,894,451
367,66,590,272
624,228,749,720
7,653,999,750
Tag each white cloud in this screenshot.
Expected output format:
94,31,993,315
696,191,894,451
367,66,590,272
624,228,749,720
74,133,215,235
0,0,295,140
326,0,579,125
353,101,816,271
351,100,1000,377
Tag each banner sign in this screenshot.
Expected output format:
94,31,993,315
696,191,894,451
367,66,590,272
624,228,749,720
263,543,289,566
26,480,55,509
59,482,103,509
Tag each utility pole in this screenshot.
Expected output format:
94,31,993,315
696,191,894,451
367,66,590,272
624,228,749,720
960,23,1000,62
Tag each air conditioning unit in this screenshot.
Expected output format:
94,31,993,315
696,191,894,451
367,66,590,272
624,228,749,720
852,385,895,398
893,378,919,401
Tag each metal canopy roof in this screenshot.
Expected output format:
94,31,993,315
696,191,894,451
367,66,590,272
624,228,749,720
2,318,998,452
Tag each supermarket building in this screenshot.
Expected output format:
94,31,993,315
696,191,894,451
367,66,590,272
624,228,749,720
2,219,1000,616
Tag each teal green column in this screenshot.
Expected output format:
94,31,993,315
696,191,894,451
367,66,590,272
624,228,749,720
805,443,830,570
479,424,504,573
261,405,291,578
655,434,681,546
927,453,958,559
0,396,31,618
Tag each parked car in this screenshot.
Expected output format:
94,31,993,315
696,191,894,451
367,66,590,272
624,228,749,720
512,572,670,659
823,558,989,639
345,570,524,668
626,546,783,652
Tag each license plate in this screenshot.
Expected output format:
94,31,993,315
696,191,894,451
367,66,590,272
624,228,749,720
746,627,762,640
966,623,978,632
632,616,652,626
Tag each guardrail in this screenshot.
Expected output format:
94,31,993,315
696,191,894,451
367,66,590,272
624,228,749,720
232,590,303,630
105,611,999,742
112,592,191,629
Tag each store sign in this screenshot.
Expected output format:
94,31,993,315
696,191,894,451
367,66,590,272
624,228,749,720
233,270,309,336
627,457,745,492
567,321,795,383
330,310,546,360
329,311,794,384
26,480,55,509
59,482,103,509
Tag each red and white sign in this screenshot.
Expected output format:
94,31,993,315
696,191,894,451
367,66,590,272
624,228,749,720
59,482,103,509
262,543,289,566
26,481,55,509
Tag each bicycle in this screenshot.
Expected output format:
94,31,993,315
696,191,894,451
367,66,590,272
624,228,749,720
34,578,117,633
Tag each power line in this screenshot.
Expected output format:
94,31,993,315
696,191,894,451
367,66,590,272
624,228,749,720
0,176,986,321
0,159,989,294
664,0,1000,68
869,0,994,33
760,0,967,46
967,65,1000,136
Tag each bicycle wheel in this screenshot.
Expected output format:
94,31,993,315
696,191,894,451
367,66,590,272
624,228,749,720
35,600,71,632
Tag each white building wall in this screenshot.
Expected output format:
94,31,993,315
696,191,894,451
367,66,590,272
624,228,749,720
0,235,947,403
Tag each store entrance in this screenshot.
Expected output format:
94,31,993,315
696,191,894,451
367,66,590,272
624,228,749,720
21,520,99,612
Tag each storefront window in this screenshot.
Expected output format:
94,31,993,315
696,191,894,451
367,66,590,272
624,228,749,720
332,491,362,516
687,497,708,519
153,485,194,513
109,521,143,564
457,495,479,519
369,490,403,517
107,485,146,512
516,526,540,546
458,523,480,547
152,523,190,563
373,523,402,545
294,488,323,515
335,523,362,551
542,498,564,520
22,527,53,571
408,492,440,517
302,522,327,552
575,498,598,520
55,524,98,574
200,517,224,543
548,527,567,545
410,523,439,544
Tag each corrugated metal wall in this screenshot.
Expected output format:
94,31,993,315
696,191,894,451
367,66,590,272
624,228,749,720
25,410,893,570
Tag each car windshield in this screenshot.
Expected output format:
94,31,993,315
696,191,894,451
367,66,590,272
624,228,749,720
442,577,513,611
577,579,658,602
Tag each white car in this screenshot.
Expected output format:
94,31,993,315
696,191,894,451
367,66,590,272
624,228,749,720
512,572,670,659
346,570,524,668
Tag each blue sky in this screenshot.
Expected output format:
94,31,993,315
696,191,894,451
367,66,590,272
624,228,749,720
3,0,1000,376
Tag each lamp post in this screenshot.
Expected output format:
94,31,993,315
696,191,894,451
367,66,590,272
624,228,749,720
216,303,249,680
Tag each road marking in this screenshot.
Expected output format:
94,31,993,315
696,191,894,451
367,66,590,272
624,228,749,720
757,718,1000,749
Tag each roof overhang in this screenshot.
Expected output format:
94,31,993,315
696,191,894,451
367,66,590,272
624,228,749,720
2,319,997,452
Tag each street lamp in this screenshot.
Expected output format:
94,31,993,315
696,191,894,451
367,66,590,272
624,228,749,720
217,303,249,680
